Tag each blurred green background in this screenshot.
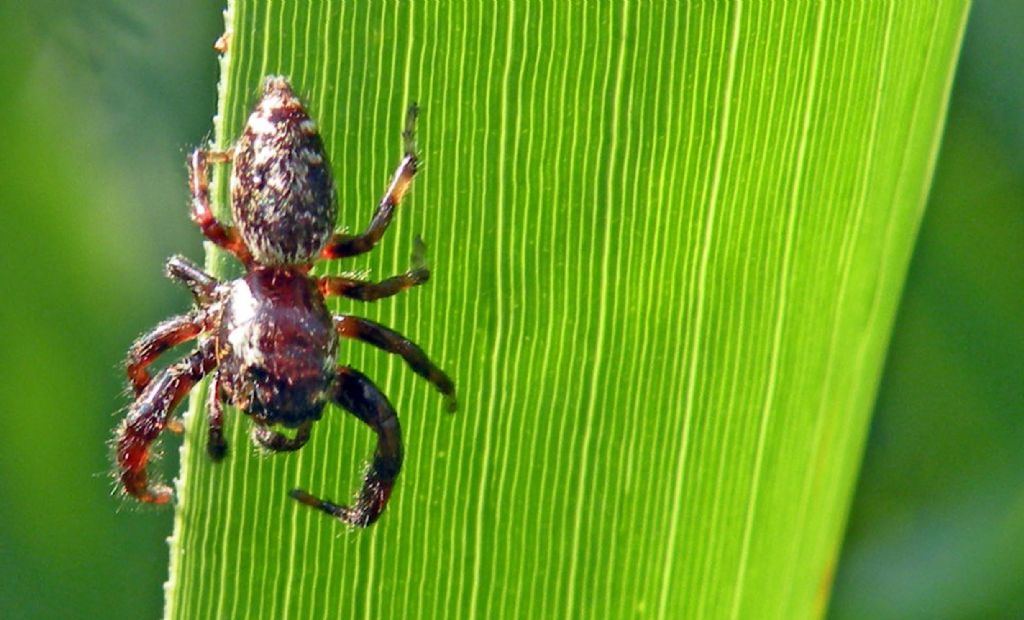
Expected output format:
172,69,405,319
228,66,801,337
0,2,1018,619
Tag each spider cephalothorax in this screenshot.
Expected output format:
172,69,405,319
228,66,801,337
115,76,455,527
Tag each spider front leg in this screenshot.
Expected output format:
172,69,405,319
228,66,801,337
319,237,430,301
320,104,419,259
187,147,252,266
125,312,204,396
334,314,456,411
252,420,313,452
116,343,216,503
289,367,401,527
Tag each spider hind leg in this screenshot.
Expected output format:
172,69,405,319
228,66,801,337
187,147,251,265
318,238,430,301
319,104,420,260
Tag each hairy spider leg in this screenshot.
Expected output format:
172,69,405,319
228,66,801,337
117,343,217,503
125,312,204,396
165,255,219,304
206,374,228,461
187,147,252,265
252,420,313,452
334,314,456,412
289,366,402,527
319,237,430,301
320,105,420,259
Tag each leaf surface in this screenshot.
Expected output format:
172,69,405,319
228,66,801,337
165,2,969,618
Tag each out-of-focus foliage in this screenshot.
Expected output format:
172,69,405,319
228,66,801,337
0,2,222,618
0,2,1016,619
831,4,1024,618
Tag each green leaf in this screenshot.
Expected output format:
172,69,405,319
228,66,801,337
165,2,969,618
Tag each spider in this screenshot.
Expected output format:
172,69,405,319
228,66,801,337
115,75,456,527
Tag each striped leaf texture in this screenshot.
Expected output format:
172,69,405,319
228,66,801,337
165,2,968,618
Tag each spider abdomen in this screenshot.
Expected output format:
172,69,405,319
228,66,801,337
217,267,338,427
230,77,337,266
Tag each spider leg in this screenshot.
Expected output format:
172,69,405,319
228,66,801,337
187,147,252,265
207,373,228,461
334,314,456,411
252,420,313,452
125,312,205,396
320,104,419,259
166,255,219,304
289,366,401,527
319,236,430,301
116,343,216,503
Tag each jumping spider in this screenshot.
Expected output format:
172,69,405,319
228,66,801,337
115,76,455,527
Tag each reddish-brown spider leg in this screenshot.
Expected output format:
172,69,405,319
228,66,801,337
320,105,419,259
319,237,429,301
334,314,456,411
188,147,252,265
289,366,401,527
125,312,204,396
166,255,219,304
252,420,313,452
117,343,216,503
206,374,228,461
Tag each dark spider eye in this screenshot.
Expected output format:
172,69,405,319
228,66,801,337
246,366,269,382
